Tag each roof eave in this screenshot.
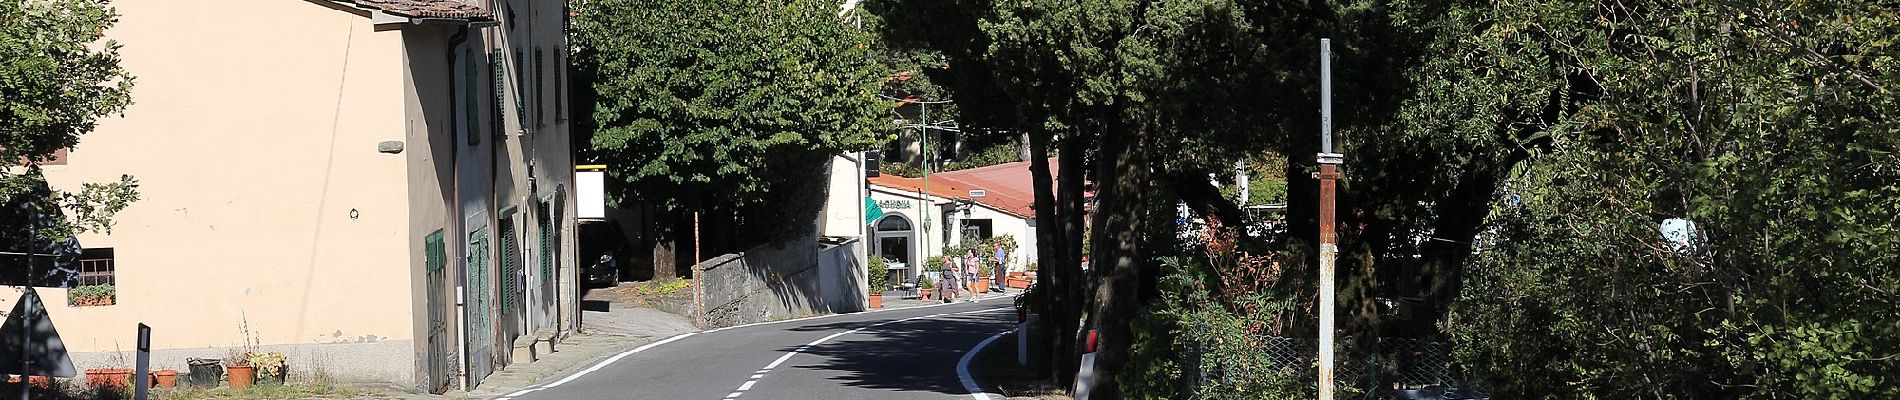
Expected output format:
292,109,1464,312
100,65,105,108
371,10,498,29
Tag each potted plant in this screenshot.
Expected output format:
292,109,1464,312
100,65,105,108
918,275,934,300
974,263,994,292
223,353,254,390
247,351,286,385
867,258,890,309
68,284,115,306
84,368,132,389
152,369,179,388
5,375,53,388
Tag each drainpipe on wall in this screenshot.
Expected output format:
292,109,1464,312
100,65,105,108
445,24,470,391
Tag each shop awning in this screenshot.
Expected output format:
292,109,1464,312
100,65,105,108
865,198,885,224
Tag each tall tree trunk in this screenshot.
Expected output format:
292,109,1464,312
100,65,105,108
651,207,680,281
1051,133,1090,386
1083,117,1148,400
1411,161,1509,333
1028,130,1062,378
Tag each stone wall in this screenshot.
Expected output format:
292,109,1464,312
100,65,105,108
816,237,867,314
693,234,866,329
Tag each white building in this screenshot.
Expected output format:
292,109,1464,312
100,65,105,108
865,160,1048,284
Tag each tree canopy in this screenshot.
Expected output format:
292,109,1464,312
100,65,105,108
572,0,886,218
1,0,139,243
871,0,1899,398
1,0,140,288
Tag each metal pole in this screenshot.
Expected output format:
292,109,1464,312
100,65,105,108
20,203,33,400
135,324,151,400
920,102,931,281
1316,38,1343,400
692,211,703,325
1320,40,1333,154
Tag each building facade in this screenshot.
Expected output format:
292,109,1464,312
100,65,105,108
2,0,574,393
866,159,1047,284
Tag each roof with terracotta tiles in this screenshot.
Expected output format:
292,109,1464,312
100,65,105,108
869,158,1084,219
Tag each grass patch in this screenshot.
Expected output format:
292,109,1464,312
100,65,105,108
153,381,365,400
974,331,1073,400
633,279,693,297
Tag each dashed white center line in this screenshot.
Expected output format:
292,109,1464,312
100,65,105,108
720,307,1009,399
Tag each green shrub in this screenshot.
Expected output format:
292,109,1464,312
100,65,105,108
867,257,891,291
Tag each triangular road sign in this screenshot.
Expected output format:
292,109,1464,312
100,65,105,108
0,288,77,377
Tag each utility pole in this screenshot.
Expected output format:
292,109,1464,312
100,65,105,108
1316,38,1344,400
920,101,931,270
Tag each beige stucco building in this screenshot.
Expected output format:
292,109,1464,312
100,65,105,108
0,0,576,393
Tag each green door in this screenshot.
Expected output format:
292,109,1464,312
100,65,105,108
464,227,493,387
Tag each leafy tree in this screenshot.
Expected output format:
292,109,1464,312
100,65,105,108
1429,0,1900,397
878,0,1900,398
1,0,139,282
571,0,886,277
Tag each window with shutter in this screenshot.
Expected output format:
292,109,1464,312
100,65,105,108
515,48,526,129
499,215,519,314
465,49,480,146
535,47,545,128
491,49,505,140
538,201,554,280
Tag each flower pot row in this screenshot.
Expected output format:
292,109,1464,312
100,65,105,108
80,368,178,389
81,353,288,391
5,375,54,388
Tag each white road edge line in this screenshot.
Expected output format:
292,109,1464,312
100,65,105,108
530,331,698,391
498,298,1014,399
958,329,1014,400
725,307,1012,399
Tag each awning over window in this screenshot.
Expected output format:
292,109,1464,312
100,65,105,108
865,198,885,224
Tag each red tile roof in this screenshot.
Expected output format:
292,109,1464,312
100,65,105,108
869,174,975,205
869,158,1082,219
331,0,494,20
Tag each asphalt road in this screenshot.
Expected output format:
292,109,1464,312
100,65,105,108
500,299,1017,400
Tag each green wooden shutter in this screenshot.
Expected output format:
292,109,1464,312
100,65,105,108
426,230,446,272
491,49,505,139
499,219,519,314
514,47,526,128
539,202,554,279
534,47,545,127
464,50,480,146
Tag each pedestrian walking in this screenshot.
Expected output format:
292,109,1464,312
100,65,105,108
941,264,958,303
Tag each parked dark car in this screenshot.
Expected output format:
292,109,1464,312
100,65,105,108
578,220,627,287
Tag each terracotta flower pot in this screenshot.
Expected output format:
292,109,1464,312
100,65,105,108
868,293,884,309
153,370,178,388
972,278,990,293
6,375,54,388
85,368,133,389
225,365,255,390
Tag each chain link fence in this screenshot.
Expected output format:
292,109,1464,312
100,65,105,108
1182,330,1485,400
